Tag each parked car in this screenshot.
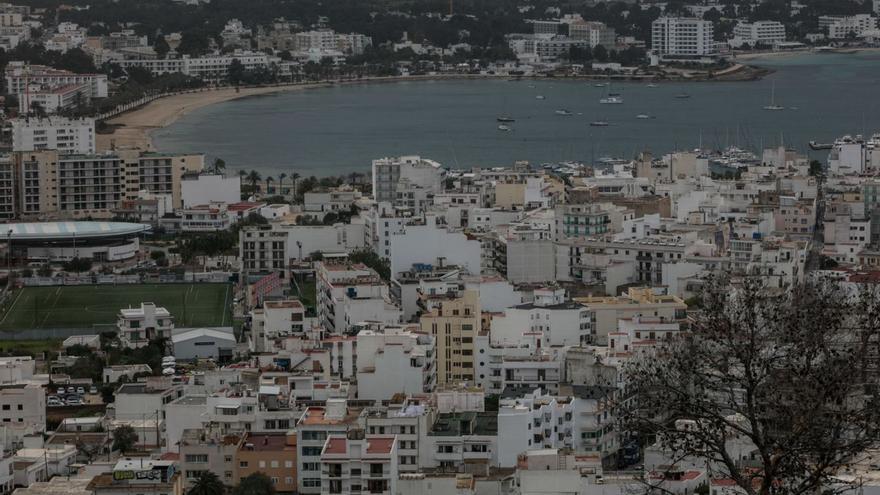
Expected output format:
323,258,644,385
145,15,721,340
67,386,76,394
89,385,98,394
47,399,63,407
76,387,85,395
65,397,82,406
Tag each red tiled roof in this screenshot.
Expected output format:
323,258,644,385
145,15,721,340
366,437,395,455
324,437,347,455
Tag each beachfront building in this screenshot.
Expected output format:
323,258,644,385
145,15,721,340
117,51,272,82
819,14,877,39
11,116,95,154
651,17,715,57
5,62,109,98
0,149,204,220
731,20,786,47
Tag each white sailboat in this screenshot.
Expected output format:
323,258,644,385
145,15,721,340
763,81,784,111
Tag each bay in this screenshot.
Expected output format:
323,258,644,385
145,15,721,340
152,52,880,176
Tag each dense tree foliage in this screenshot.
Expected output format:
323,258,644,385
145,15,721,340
625,276,880,495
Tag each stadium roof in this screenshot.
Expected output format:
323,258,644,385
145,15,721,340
1,221,150,240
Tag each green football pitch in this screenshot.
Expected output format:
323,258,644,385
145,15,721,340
0,283,232,331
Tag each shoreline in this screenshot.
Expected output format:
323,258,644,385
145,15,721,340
733,46,880,61
98,65,766,152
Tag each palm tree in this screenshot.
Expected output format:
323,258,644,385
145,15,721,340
212,158,226,175
278,173,287,196
188,471,224,495
265,176,274,196
246,170,261,195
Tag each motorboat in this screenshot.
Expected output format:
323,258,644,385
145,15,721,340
497,116,515,122
600,94,623,104
555,109,573,116
590,121,610,127
497,124,512,131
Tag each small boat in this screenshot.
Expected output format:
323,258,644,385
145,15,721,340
497,116,515,123
809,140,833,150
636,114,651,119
789,106,799,110
675,93,691,99
590,121,609,127
535,95,545,100
497,124,512,131
555,109,573,116
647,83,659,88
600,93,623,104
593,83,607,87
763,81,784,111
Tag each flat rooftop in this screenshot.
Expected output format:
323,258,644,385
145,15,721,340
429,412,498,437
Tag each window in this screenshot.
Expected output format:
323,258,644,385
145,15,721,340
271,477,279,485
285,477,293,485
239,461,248,468
224,456,233,463
285,461,293,468
270,461,279,468
185,454,208,463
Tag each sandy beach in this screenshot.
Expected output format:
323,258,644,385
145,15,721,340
97,83,332,151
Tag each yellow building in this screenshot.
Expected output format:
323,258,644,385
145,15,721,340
419,289,481,386
235,432,298,493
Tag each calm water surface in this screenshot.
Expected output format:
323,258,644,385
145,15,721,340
152,52,880,176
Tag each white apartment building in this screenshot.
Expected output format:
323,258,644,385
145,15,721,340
388,219,482,278
475,340,566,396
180,173,241,208
239,221,366,277
179,203,234,232
361,402,429,472
297,400,360,494
354,323,435,401
651,17,715,57
0,383,45,449
490,288,590,347
609,316,680,356
0,356,34,384
248,299,308,352
732,21,785,47
117,52,272,81
11,117,95,154
421,411,498,470
819,14,877,39
497,388,575,467
111,379,185,422
5,62,109,98
18,82,90,114
371,155,445,207
320,434,398,495
315,261,397,334
117,302,174,348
